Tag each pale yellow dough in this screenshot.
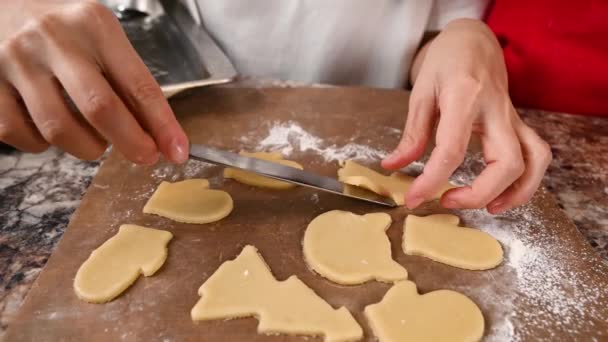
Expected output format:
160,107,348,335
74,224,172,303
337,160,453,205
303,210,407,285
365,280,484,342
191,245,363,342
143,179,233,224
224,151,303,189
403,214,503,270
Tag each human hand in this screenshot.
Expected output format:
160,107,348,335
382,19,552,214
0,0,189,164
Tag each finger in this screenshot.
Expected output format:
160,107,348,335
95,19,189,163
441,114,525,209
7,61,108,160
487,122,552,214
404,87,477,208
382,80,436,170
49,51,159,164
0,84,48,152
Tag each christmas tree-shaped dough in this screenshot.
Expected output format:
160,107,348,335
191,245,363,342
365,281,484,342
303,210,407,285
74,224,172,303
337,161,453,205
403,214,503,270
224,151,303,189
143,179,233,224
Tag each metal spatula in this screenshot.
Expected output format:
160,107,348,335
189,144,397,207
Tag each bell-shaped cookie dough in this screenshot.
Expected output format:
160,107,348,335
224,151,303,189
143,179,233,224
337,160,453,205
74,224,172,303
191,245,363,342
403,214,503,270
303,210,407,285
365,281,484,342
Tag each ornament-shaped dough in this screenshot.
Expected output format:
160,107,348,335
337,160,453,205
365,281,484,342
191,245,363,342
303,210,407,285
143,179,233,224
403,214,503,270
224,151,303,189
74,224,172,303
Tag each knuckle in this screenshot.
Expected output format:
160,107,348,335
439,147,466,166
504,154,525,176
129,80,162,106
456,74,483,96
82,91,114,124
39,119,66,144
76,1,116,26
538,141,553,165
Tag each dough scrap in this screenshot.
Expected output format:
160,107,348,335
74,224,172,303
337,161,453,205
143,179,233,224
364,280,484,342
224,151,304,189
191,245,363,342
303,210,407,285
403,214,503,270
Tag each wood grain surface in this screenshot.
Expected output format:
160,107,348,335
6,87,608,341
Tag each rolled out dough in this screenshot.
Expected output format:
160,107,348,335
191,245,363,342
365,280,484,342
74,224,172,303
303,210,407,285
143,179,233,224
224,151,303,189
337,160,453,205
403,214,503,270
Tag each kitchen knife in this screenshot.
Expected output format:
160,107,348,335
189,144,397,207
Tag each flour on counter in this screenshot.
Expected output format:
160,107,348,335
251,121,389,162
457,206,607,341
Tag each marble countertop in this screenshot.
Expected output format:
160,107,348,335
0,85,606,335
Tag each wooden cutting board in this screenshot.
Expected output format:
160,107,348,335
7,87,608,341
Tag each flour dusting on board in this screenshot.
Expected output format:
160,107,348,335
455,204,607,341
250,121,390,162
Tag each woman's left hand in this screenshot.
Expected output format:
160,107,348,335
382,18,552,214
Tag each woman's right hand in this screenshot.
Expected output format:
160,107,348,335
0,0,189,164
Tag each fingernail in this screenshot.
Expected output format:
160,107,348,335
443,199,458,208
407,196,425,209
384,150,399,162
170,138,188,164
488,201,506,214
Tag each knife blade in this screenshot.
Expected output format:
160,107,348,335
189,144,397,207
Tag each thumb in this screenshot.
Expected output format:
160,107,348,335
382,82,436,170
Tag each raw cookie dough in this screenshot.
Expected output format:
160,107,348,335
337,160,453,205
143,179,233,224
74,224,172,303
365,280,484,342
303,210,407,285
224,151,303,189
191,245,363,342
403,214,503,270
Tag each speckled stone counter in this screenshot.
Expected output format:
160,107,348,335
0,86,606,335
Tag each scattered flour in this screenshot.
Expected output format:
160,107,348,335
457,205,607,341
251,121,389,162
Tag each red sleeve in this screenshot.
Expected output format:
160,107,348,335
486,0,608,117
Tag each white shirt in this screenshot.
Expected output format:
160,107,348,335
187,0,488,88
